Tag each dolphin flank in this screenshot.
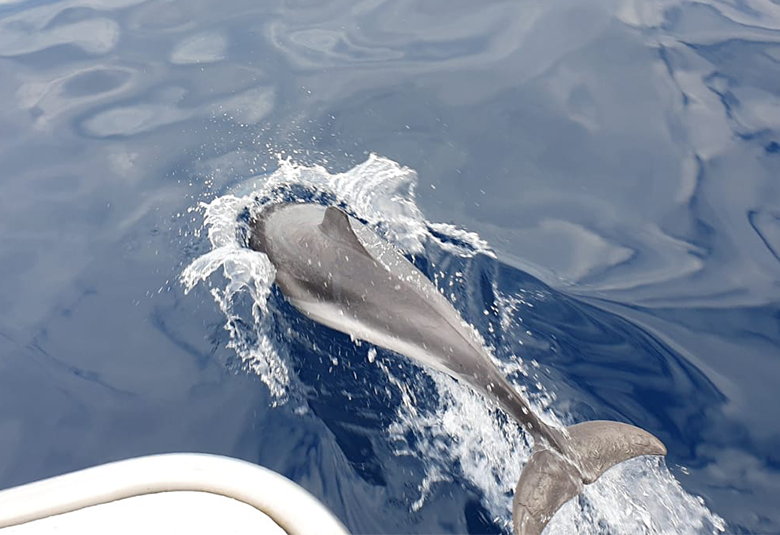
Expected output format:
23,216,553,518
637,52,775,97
249,203,667,535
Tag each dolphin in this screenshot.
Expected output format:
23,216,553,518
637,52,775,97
249,203,667,535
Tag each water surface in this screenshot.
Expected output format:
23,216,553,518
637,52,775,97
1,0,779,533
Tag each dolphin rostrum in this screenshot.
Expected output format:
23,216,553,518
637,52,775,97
249,203,667,535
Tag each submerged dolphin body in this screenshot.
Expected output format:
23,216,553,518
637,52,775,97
249,203,666,535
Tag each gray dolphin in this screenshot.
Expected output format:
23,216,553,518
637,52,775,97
249,203,667,535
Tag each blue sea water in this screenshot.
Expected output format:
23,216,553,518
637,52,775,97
0,0,779,533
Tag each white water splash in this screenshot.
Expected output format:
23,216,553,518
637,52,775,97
180,194,288,398
181,154,724,534
428,221,497,259
228,153,495,256
388,368,725,534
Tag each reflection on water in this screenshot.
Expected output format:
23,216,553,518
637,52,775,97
170,32,228,65
0,0,779,532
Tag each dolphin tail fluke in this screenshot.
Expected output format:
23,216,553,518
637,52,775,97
512,421,667,535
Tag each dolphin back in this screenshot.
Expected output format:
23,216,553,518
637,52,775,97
513,420,667,534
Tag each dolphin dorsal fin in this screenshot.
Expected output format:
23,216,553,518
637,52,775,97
321,206,352,235
319,206,371,256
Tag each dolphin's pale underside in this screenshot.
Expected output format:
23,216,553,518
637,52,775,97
249,203,667,535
